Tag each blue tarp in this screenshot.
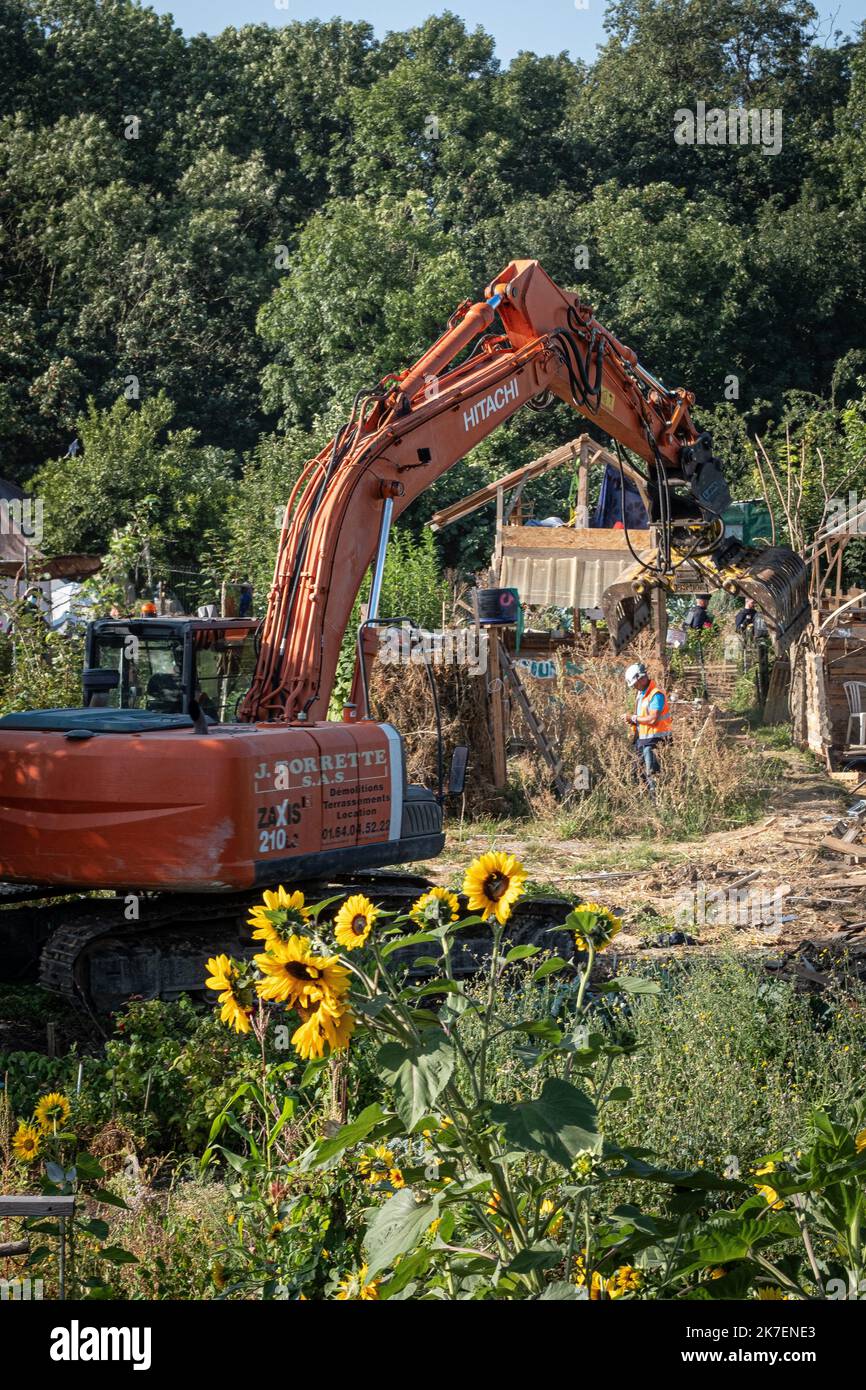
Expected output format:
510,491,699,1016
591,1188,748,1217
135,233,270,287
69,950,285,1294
593,462,650,530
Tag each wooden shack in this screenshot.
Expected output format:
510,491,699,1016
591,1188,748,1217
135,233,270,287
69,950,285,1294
791,593,866,767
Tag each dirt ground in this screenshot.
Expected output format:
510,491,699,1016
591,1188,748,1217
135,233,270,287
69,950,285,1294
427,746,866,968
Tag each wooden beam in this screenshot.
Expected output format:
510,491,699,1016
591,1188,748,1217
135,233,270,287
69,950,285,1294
821,836,866,860
429,436,588,532
500,525,652,553
0,1195,75,1217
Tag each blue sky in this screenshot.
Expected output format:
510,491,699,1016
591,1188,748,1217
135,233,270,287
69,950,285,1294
151,0,864,66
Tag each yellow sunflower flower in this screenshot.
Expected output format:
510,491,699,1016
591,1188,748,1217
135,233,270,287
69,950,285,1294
336,1263,380,1301
358,1145,395,1184
855,1128,866,1153
247,886,311,947
569,902,623,952
539,1198,564,1237
291,1000,355,1060
254,936,349,1010
573,1255,604,1299
607,1265,643,1299
754,1160,784,1210
34,1092,71,1132
462,851,527,924
12,1121,41,1163
204,954,254,1034
755,1287,789,1300
333,895,378,951
410,887,461,928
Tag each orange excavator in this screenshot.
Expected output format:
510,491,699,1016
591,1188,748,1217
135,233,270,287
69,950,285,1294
0,261,809,1009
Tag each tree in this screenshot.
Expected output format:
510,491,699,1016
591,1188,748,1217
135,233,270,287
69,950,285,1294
258,191,474,431
27,393,235,593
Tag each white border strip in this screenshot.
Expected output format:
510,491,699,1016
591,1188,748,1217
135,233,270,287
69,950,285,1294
379,722,404,842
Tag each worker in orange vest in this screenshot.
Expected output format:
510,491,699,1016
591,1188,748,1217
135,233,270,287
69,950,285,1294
624,661,672,795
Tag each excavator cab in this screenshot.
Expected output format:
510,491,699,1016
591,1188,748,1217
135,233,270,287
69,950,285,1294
83,618,259,722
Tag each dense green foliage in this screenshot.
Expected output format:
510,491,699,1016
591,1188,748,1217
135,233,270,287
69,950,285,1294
2,0,865,600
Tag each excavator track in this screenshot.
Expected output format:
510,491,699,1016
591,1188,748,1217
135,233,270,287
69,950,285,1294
0,876,579,1016
33,873,435,1015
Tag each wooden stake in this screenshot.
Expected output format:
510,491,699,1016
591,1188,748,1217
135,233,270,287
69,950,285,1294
487,630,508,790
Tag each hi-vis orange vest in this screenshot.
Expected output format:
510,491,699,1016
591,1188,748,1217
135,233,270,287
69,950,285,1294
635,681,672,738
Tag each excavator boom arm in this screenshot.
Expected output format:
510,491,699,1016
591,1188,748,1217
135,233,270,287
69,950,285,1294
240,260,806,722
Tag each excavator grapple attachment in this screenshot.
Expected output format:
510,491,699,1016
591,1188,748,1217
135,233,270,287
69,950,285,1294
715,545,811,651
601,543,810,656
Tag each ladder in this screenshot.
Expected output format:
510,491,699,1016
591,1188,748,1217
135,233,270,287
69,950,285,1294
498,642,570,798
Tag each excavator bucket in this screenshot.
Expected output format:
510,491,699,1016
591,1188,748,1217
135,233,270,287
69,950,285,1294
601,544,811,655
601,581,655,654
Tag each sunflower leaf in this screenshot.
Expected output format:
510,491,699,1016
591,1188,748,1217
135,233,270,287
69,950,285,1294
364,1189,440,1279
381,929,445,958
532,956,571,981
599,976,661,995
306,893,345,919
312,1103,387,1163
505,945,540,963
99,1246,138,1266
539,1281,584,1300
507,1241,562,1274
89,1187,130,1210
377,1034,455,1131
490,1078,600,1169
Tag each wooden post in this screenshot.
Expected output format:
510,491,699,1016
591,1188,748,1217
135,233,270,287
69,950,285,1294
651,586,668,670
575,439,590,527
487,628,508,791
492,486,504,582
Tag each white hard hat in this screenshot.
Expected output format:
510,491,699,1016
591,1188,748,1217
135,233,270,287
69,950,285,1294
624,661,648,688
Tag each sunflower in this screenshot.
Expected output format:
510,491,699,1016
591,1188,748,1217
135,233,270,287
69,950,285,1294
358,1145,395,1184
462,851,527,924
333,895,378,951
753,1160,784,1210
539,1198,564,1238
573,1255,604,1299
607,1265,643,1299
12,1121,41,1163
855,1128,866,1153
34,1092,71,1132
569,902,623,952
205,954,255,1033
247,886,311,947
410,887,460,928
254,936,349,1011
336,1263,380,1301
291,1000,356,1060
755,1287,789,1300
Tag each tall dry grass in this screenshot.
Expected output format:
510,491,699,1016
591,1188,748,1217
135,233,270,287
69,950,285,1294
369,634,776,836
513,637,774,837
